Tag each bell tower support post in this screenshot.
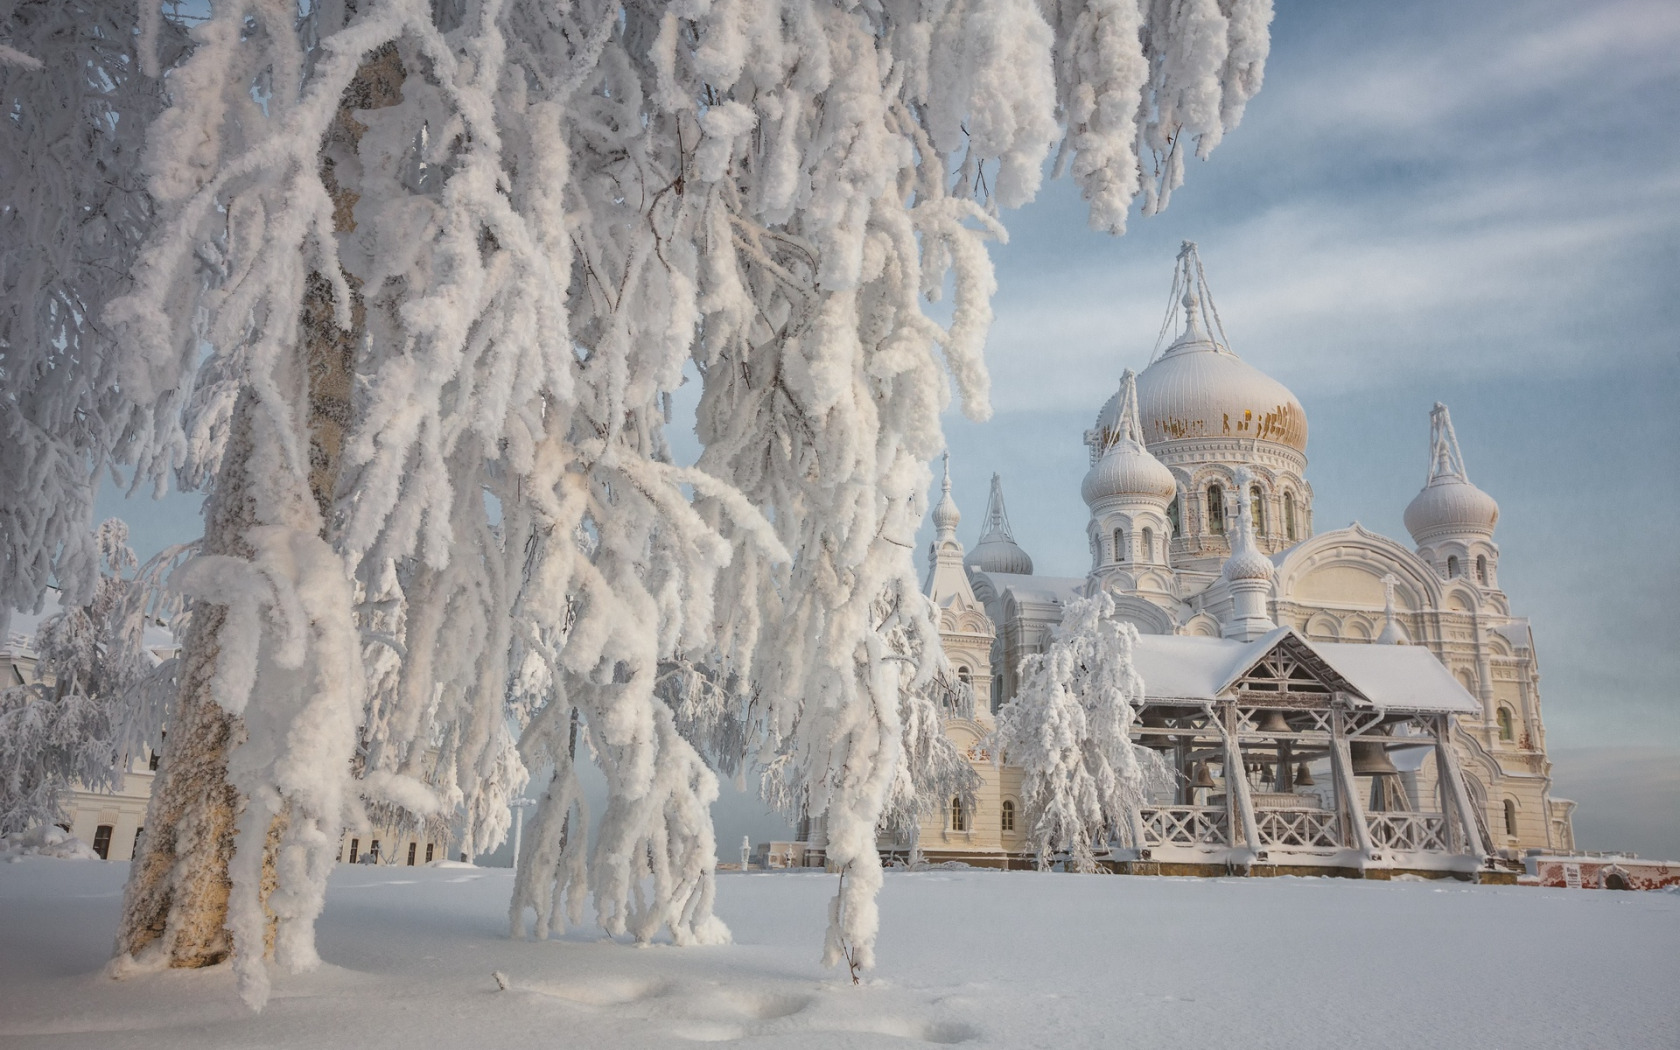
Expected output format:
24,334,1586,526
1330,707,1376,864
1433,714,1491,862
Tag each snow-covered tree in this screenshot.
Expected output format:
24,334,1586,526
992,590,1168,872
76,0,1269,1003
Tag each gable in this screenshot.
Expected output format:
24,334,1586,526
1217,631,1364,703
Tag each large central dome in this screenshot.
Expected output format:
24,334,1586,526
1093,290,1308,455
1136,324,1307,452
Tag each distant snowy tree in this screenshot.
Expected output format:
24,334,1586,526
992,591,1168,872
82,0,1269,1003
0,521,174,834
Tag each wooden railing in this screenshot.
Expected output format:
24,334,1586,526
1365,812,1449,852
1255,808,1343,849
1140,806,1229,848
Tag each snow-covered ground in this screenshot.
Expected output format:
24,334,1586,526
2,859,1675,1049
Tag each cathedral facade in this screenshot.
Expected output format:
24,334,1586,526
912,244,1575,875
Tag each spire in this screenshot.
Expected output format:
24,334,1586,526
964,474,1034,576
931,451,960,540
1378,573,1410,645
1426,402,1470,485
979,473,1017,543
1152,240,1233,362
1099,369,1147,453
925,454,980,599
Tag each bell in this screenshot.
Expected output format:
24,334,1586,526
1141,708,1170,728
1257,710,1292,735
1294,761,1315,787
1192,761,1216,789
1349,740,1398,776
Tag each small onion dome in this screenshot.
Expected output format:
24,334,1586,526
931,464,960,534
931,488,960,533
1403,476,1499,544
1221,541,1276,583
1222,467,1276,583
1081,440,1177,506
1378,616,1410,646
965,534,1034,576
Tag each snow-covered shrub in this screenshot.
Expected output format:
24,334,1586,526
0,824,99,861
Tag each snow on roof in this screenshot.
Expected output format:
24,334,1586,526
986,574,1084,607
1130,629,1479,714
1311,641,1480,714
1132,634,1255,700
1492,620,1533,650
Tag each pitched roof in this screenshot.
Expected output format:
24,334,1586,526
1130,628,1478,714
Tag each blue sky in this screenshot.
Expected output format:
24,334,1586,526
100,0,1680,858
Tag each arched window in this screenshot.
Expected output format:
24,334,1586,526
1207,485,1225,534
1284,492,1297,541
1503,799,1518,838
1476,555,1488,585
957,666,971,688
1167,497,1181,536
1446,555,1461,578
1113,527,1124,562
1497,707,1514,741
991,674,1002,713
1250,485,1265,534
1141,527,1154,563
950,797,966,832
1001,800,1016,833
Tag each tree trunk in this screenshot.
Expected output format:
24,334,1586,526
113,46,404,971
114,395,258,966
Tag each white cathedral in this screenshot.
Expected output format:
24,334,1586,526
906,244,1575,878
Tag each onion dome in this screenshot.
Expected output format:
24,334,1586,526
1112,243,1307,453
964,474,1034,575
931,453,961,536
1403,403,1499,544
1221,468,1276,583
1082,370,1178,506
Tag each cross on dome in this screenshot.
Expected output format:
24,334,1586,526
1152,240,1233,362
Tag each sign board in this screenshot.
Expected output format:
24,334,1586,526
1563,863,1582,889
